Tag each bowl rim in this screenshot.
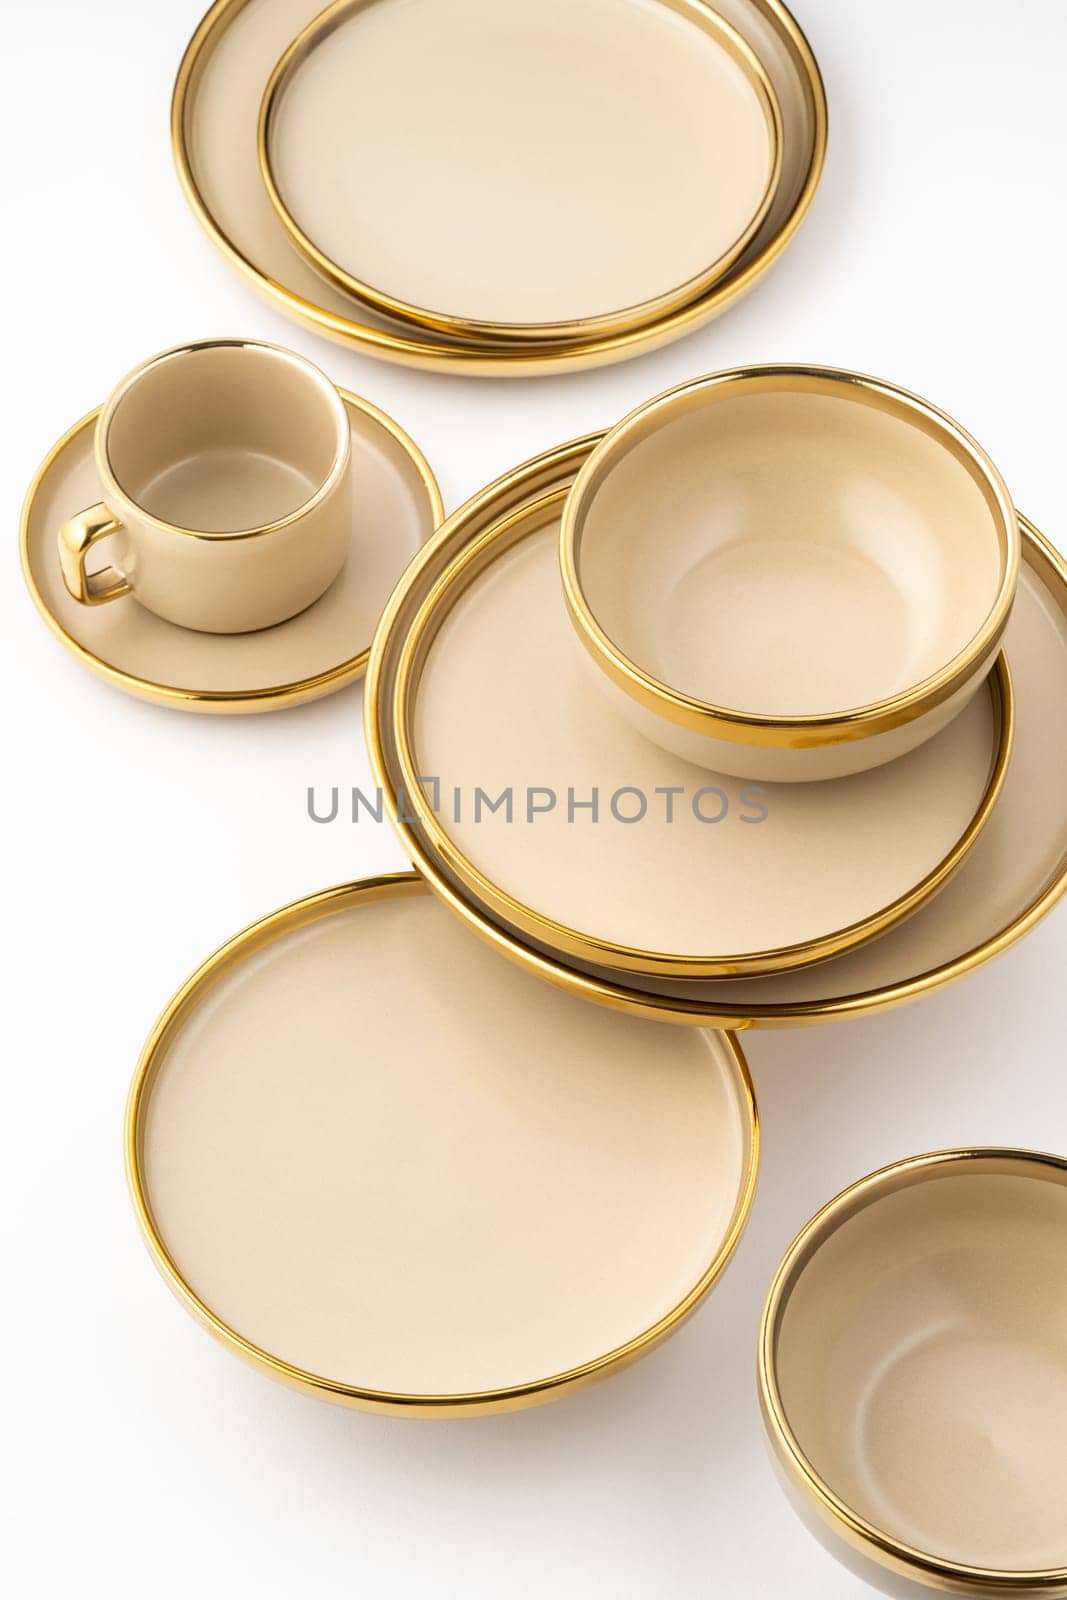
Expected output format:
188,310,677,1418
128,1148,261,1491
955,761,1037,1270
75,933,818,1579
561,364,1021,750
758,1146,1067,1592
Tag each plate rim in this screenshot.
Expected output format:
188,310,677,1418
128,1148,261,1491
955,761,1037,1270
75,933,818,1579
171,0,827,375
124,871,760,1416
365,436,1067,1025
380,456,1013,979
256,0,786,345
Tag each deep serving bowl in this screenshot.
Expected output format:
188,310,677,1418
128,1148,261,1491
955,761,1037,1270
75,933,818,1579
561,367,1019,780
760,1149,1067,1596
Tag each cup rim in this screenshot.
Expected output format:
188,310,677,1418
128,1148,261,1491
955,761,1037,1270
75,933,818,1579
95,337,351,542
560,364,1021,750
759,1147,1067,1591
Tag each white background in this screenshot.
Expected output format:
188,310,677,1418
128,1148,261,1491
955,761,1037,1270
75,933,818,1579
4,2,1065,1595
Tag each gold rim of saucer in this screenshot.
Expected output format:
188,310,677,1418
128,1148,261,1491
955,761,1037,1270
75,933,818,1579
257,0,785,346
380,462,1013,980
561,365,1021,750
20,390,443,713
125,871,760,1417
365,435,1066,1022
758,1148,1067,1595
171,0,827,374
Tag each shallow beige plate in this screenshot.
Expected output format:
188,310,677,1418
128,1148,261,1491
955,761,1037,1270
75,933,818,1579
366,438,1064,1022
761,1150,1067,1595
21,390,441,712
173,0,825,374
258,0,783,344
376,463,1008,980
126,874,758,1416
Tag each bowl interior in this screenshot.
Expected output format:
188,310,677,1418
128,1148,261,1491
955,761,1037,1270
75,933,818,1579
774,1163,1067,1573
576,383,1007,718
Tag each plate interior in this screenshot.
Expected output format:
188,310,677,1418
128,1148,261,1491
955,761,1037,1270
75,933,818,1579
137,888,752,1398
265,0,778,328
406,511,1002,966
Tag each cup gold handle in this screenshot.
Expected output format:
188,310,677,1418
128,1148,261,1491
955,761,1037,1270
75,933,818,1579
58,502,133,606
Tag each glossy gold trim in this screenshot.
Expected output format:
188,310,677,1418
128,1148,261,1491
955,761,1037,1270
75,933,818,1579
172,0,826,374
383,464,1012,980
561,366,1020,749
759,1148,1067,1596
57,502,131,605
125,872,760,1417
365,434,1065,1023
257,0,785,346
20,392,444,714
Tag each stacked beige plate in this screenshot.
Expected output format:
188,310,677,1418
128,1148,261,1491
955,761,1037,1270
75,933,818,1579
365,363,1067,1029
173,0,826,373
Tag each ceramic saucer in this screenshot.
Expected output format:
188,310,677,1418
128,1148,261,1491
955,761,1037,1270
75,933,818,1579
258,0,783,344
372,449,1009,980
126,874,758,1415
367,439,1064,1021
173,0,825,374
21,389,442,713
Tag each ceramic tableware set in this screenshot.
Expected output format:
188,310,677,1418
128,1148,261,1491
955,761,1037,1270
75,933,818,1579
21,2,1067,1596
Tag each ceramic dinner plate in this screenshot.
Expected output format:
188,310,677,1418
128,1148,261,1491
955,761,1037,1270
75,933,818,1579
126,874,758,1415
258,0,783,344
366,439,1066,1022
21,390,441,713
373,452,1009,980
173,0,825,374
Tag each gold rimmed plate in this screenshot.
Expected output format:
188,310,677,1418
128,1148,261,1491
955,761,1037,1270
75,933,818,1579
126,873,758,1416
366,438,1065,1023
371,442,1010,981
21,389,441,713
173,0,825,374
257,0,784,345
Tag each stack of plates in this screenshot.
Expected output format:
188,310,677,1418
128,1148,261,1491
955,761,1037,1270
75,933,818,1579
365,422,1067,1026
173,0,826,373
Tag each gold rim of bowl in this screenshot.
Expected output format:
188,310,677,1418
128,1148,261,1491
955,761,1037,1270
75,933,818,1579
560,365,1021,750
758,1147,1067,1595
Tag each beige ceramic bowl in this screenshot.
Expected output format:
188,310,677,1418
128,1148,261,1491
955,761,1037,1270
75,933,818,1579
561,367,1019,781
760,1149,1067,1597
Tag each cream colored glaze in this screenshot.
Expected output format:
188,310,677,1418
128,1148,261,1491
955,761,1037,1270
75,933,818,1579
176,0,820,370
138,890,753,1397
368,437,1065,1018
604,671,983,783
576,540,1066,1009
571,380,1010,778
408,514,1001,971
76,340,352,634
774,1167,1067,1573
263,0,778,331
24,394,437,708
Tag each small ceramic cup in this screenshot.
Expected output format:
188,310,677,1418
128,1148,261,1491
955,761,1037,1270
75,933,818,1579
760,1149,1067,1598
58,338,352,633
561,366,1019,781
